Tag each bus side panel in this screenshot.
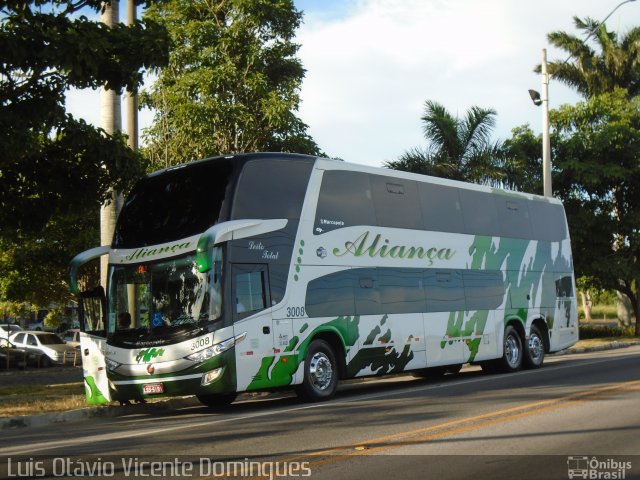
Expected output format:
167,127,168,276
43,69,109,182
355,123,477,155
79,332,111,405
424,312,464,367
549,272,579,352
350,313,426,377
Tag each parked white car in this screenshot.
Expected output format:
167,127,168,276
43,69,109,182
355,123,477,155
60,329,81,349
0,324,23,347
9,331,77,367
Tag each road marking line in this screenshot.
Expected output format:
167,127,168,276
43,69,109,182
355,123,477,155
256,379,640,474
2,353,638,456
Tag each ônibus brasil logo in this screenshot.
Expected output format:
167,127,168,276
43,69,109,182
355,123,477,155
567,456,632,479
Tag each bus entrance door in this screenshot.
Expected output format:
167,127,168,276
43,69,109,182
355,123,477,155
78,287,111,405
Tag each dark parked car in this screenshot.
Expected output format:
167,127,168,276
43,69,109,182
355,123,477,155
0,341,40,369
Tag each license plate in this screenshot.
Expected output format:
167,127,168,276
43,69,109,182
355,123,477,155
143,383,164,395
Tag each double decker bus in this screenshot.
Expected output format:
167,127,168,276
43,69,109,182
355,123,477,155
70,153,578,408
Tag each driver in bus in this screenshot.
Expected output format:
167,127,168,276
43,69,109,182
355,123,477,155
118,312,132,329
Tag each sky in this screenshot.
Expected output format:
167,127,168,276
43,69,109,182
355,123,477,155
65,0,640,168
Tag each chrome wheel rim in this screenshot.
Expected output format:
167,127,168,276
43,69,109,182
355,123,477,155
309,352,333,391
528,333,543,364
505,334,521,368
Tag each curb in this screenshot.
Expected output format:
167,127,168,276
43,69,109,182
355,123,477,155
551,340,640,356
2,340,638,431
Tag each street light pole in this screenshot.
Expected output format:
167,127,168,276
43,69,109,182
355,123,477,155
541,49,552,198
530,0,638,198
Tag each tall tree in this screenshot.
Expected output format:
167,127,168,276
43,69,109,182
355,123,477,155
142,0,319,168
386,100,517,188
541,16,640,98
0,0,169,304
502,125,544,194
99,0,124,288
552,89,640,336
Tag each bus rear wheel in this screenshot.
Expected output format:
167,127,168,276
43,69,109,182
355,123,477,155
295,339,338,402
495,325,523,373
196,393,237,410
523,324,545,369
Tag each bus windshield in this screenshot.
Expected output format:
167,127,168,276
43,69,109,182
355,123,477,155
108,250,223,334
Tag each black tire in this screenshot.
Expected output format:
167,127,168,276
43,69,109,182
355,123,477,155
495,325,523,373
39,355,51,368
295,339,338,402
523,324,545,369
196,393,237,410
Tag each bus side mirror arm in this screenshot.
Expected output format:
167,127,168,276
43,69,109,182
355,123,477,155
195,219,288,273
69,245,111,294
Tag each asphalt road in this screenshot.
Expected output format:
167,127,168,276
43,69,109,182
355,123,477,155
1,346,639,480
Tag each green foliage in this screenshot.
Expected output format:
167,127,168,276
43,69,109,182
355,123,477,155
1,0,169,235
551,88,640,335
141,0,320,168
502,125,543,194
578,325,635,339
386,100,521,188
43,306,69,329
0,301,37,322
0,210,100,305
541,16,640,98
576,277,617,305
0,0,169,305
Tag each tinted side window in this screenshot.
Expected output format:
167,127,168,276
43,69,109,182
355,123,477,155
529,201,568,241
13,333,25,344
556,275,574,297
460,190,500,236
27,335,38,346
495,197,532,239
353,269,381,315
370,175,422,229
232,159,313,220
418,183,464,233
306,268,505,316
305,270,356,317
424,269,466,312
114,159,234,248
233,265,270,321
314,171,376,234
378,268,426,314
463,270,505,310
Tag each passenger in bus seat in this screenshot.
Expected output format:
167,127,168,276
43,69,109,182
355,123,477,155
118,312,132,329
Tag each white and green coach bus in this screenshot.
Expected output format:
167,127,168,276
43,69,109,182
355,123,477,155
70,152,578,408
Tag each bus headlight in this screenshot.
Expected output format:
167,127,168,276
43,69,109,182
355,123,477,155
186,332,247,363
201,367,224,386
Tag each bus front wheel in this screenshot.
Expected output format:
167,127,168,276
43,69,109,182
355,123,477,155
296,339,338,402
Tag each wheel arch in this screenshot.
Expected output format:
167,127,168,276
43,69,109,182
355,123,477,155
305,329,347,380
505,317,526,344
530,318,551,353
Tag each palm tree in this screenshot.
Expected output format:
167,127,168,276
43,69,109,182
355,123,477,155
99,0,123,288
542,16,640,98
386,100,515,188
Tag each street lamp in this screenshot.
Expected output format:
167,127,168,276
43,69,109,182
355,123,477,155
529,0,638,198
528,49,552,198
